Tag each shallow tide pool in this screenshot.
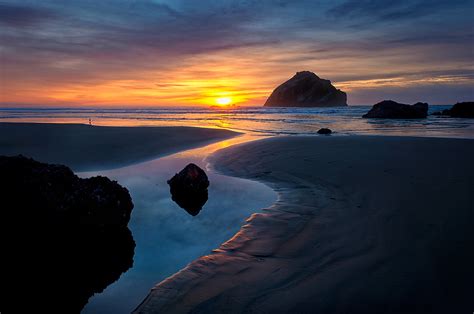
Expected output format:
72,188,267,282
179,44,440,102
80,135,277,313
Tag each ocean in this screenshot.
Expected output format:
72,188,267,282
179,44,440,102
1,105,473,138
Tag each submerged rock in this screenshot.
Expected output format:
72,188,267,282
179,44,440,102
432,102,474,118
264,71,347,107
0,155,135,313
317,128,332,135
168,163,209,216
363,100,428,119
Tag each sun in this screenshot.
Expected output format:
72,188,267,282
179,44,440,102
216,97,232,106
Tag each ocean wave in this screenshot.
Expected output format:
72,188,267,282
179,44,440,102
1,106,472,139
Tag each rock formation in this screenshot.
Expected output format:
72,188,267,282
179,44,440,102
168,163,209,216
363,100,428,119
317,128,332,135
432,102,474,118
264,71,347,107
0,155,135,313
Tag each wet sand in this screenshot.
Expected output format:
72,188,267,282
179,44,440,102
0,123,238,171
136,135,474,313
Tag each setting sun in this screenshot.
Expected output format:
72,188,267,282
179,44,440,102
216,97,232,106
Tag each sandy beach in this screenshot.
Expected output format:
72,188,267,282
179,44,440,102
2,123,472,313
0,123,238,171
136,135,474,313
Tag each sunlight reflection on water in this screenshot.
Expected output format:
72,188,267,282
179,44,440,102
80,135,277,314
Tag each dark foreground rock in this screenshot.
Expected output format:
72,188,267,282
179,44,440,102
264,71,347,107
432,102,474,118
363,100,428,119
317,128,332,135
168,163,209,216
0,155,135,313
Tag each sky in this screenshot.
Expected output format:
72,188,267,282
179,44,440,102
0,0,473,107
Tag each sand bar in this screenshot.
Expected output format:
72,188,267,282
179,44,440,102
0,123,238,171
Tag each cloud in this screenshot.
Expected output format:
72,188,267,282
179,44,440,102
327,0,470,21
0,3,56,27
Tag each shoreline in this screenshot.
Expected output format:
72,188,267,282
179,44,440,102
2,106,473,140
135,135,474,313
0,122,239,171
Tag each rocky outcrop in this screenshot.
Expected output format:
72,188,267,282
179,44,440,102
363,100,428,119
264,71,347,107
432,102,474,118
0,155,135,313
168,163,209,216
317,128,332,135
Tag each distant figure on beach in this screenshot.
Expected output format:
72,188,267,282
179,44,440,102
89,118,92,126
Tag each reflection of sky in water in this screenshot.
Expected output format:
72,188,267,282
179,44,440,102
2,106,473,139
80,136,277,314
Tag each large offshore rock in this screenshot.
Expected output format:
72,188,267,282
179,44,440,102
432,102,474,118
363,100,428,119
264,71,347,107
168,163,209,216
0,155,135,313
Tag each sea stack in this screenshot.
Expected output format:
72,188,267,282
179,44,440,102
432,102,474,118
363,100,428,119
264,71,347,107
